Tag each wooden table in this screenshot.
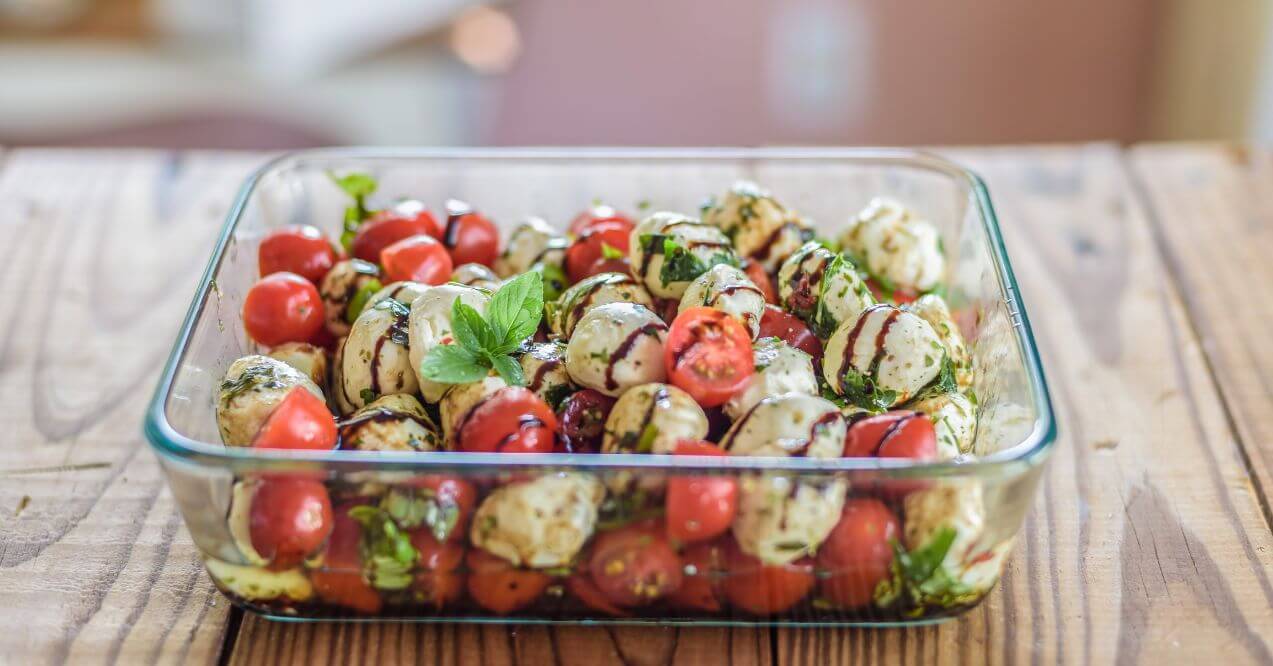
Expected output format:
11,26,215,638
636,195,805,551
1,145,1271,665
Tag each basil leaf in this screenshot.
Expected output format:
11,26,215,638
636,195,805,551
345,278,383,324
490,353,526,387
837,364,898,412
329,172,378,200
488,271,544,349
420,345,489,384
450,299,497,352
348,505,418,591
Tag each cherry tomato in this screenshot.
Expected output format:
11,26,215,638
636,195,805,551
566,571,630,617
655,297,680,324
380,234,454,285
406,475,478,543
665,307,755,407
564,220,633,284
440,200,500,267
259,225,337,283
466,549,551,614
409,529,466,609
866,278,918,305
587,521,683,607
742,260,778,304
757,305,823,359
568,204,635,236
816,498,900,609
310,502,383,613
248,476,333,570
242,272,324,346
556,389,616,454
456,387,558,454
721,538,815,615
843,411,937,461
580,255,632,281
666,440,737,544
352,201,441,263
666,540,728,612
252,387,337,451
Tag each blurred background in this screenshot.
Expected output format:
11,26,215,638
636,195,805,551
1,0,1269,149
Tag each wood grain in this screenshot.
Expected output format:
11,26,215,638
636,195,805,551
0,150,261,665
776,145,1273,664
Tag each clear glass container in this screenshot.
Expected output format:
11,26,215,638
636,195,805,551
144,148,1055,625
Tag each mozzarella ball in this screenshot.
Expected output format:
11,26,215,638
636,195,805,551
907,294,973,391
330,336,354,415
204,558,313,603
723,337,818,420
319,258,381,337
701,181,812,272
451,262,501,291
839,198,945,293
339,393,442,452
266,342,328,389
602,383,708,455
564,302,668,397
823,304,944,407
367,281,429,309
470,472,605,568
438,374,508,446
732,474,847,565
494,216,568,278
217,355,324,445
337,297,417,411
903,482,1007,594
407,283,492,403
721,393,845,459
777,242,874,338
629,212,738,298
521,341,574,409
227,479,267,566
908,390,977,460
678,263,766,337
551,272,654,338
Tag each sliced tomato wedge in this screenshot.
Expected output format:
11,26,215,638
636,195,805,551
757,304,822,359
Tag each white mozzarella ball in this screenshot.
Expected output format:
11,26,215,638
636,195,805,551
678,263,767,337
629,212,738,299
337,297,417,411
204,558,313,603
701,180,812,272
451,263,501,291
330,336,354,415
839,198,945,293
438,375,508,447
823,304,944,408
470,472,605,568
721,393,845,459
908,390,977,460
407,283,492,402
367,281,429,309
217,355,324,446
723,337,818,421
494,216,568,278
602,383,707,455
319,258,381,337
266,342,328,390
521,341,574,409
227,479,267,566
732,475,847,565
551,272,654,338
564,302,668,397
902,482,1008,594
777,242,874,338
907,294,973,391
339,393,442,452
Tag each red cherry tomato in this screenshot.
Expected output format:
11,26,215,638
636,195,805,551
665,307,755,407
742,260,778,304
843,411,937,460
408,529,466,609
564,220,633,284
581,256,632,281
666,540,729,612
666,440,737,544
566,572,630,617
406,475,478,543
816,498,900,609
456,387,558,454
587,521,683,607
380,234,454,285
757,305,823,360
242,272,325,346
259,225,337,283
352,201,440,262
466,549,551,614
310,502,383,613
721,539,815,615
568,204,635,236
252,387,337,451
440,200,500,267
248,476,333,570
556,389,616,454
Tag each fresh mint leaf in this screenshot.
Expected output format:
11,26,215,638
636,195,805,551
490,353,526,387
488,271,543,349
420,344,489,384
451,299,498,352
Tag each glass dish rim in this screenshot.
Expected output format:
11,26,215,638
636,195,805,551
143,146,1056,477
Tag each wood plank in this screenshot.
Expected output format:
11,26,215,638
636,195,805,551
0,149,264,664
775,144,1273,664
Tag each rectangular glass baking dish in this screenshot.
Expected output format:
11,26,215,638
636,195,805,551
144,148,1055,626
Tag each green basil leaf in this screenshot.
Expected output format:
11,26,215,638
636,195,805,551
488,271,544,348
490,353,526,387
329,171,378,199
837,364,898,412
450,299,497,352
420,345,489,384
344,278,384,324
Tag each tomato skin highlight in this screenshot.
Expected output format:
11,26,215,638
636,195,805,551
666,440,737,544
310,502,383,614
843,411,937,461
259,225,337,283
248,477,333,571
441,203,500,267
568,205,635,236
252,387,337,451
757,305,823,360
380,234,454,285
665,307,755,407
721,538,815,615
666,540,729,612
587,521,683,607
816,498,900,609
564,220,633,284
457,387,558,454
242,272,325,346
352,203,440,263
466,549,551,614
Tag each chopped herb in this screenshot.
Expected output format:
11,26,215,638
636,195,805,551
837,364,898,412
219,363,285,404
635,199,651,211
329,172,379,251
597,489,663,530
634,423,660,453
600,242,625,260
360,388,378,404
543,382,574,411
874,527,978,615
345,278,384,324
639,233,737,287
349,505,417,590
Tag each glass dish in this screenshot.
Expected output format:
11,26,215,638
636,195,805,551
144,148,1055,626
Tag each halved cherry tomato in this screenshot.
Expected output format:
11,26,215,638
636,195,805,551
587,521,683,607
564,220,633,284
555,389,616,454
242,272,324,347
248,476,333,570
843,411,937,461
351,201,440,262
665,307,755,407
252,387,337,451
380,234,453,285
310,502,383,614
742,260,778,304
866,278,918,305
566,571,630,617
440,200,500,267
406,475,478,543
456,387,558,454
466,549,551,614
757,305,822,360
259,225,337,283
409,529,466,609
666,440,737,544
816,498,900,609
721,538,815,615
666,540,728,612
568,204,635,236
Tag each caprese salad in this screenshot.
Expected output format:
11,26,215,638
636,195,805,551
208,175,1004,620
